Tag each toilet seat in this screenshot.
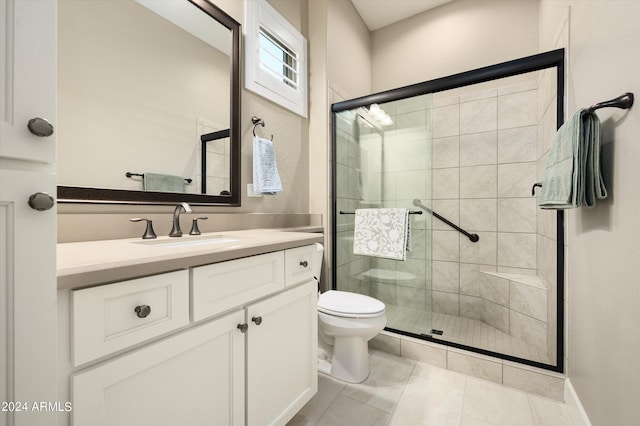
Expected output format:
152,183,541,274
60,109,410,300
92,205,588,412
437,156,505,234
318,290,385,318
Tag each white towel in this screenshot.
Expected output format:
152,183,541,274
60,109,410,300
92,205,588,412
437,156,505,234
353,208,411,261
253,136,283,194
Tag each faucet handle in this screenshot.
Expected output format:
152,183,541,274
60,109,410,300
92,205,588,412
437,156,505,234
189,217,208,235
130,218,157,239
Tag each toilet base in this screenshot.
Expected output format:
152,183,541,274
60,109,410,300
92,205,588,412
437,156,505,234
319,335,370,383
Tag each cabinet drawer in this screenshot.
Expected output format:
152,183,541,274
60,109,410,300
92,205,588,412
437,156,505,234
191,251,285,322
285,244,319,287
71,270,189,366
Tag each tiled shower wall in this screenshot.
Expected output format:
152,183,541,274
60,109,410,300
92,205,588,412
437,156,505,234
430,82,540,323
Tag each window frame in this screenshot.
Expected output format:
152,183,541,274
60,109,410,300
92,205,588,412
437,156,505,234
245,0,308,118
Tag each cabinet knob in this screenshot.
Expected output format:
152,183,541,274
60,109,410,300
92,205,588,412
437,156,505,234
237,323,248,333
27,117,54,137
134,305,151,318
28,192,55,211
299,260,308,268
251,316,263,326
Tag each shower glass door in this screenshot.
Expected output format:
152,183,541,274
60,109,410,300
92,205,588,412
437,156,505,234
332,50,565,372
333,94,433,336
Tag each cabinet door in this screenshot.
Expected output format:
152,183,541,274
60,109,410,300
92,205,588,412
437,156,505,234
246,281,317,426
72,310,245,426
0,0,56,163
1,2,57,424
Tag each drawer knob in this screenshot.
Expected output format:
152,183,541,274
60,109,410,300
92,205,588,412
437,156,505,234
299,260,308,268
237,323,248,333
134,305,151,318
251,316,263,326
28,192,55,211
27,117,54,137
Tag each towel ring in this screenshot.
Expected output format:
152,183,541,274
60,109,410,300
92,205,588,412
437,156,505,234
252,116,273,140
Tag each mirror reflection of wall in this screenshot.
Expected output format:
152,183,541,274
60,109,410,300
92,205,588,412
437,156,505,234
57,0,231,195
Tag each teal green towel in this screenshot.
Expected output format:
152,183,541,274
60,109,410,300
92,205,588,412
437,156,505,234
143,173,185,193
538,109,607,209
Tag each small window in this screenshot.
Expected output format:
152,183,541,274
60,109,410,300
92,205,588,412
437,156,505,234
245,0,307,118
259,28,298,89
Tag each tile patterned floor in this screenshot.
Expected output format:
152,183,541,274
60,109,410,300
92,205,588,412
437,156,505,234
386,304,551,364
287,350,576,426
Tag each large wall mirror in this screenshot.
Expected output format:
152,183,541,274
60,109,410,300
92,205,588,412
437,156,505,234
57,0,241,205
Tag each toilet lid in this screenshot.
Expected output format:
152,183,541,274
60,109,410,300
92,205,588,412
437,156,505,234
318,290,385,317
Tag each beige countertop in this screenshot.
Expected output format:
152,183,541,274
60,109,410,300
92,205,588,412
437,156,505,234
58,229,324,290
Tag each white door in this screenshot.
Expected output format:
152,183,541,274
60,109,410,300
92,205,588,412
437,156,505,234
0,1,57,425
246,281,317,426
72,311,246,426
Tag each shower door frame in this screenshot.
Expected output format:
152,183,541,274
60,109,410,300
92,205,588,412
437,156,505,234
331,49,565,373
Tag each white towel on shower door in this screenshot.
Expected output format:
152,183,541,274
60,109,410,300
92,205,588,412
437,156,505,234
353,208,411,261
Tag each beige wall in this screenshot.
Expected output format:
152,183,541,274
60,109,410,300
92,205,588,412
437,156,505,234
308,0,372,289
540,1,640,424
371,0,539,92
58,0,313,240
327,0,371,98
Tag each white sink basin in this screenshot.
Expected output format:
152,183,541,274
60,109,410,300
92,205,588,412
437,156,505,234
133,235,241,249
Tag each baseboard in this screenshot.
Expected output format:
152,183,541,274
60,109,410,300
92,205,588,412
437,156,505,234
565,378,592,426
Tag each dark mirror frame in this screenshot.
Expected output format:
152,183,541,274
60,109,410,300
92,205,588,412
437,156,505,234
331,49,565,373
57,0,241,206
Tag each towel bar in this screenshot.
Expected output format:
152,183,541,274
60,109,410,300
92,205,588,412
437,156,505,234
586,92,634,114
340,202,480,243
339,210,422,215
125,172,192,184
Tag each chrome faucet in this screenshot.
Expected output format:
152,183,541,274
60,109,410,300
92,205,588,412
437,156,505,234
169,202,192,237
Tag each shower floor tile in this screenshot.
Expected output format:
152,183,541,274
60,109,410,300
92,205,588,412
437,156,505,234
385,306,551,365
432,313,551,365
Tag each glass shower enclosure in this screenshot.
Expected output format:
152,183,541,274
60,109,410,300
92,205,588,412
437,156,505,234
333,96,434,336
331,50,565,372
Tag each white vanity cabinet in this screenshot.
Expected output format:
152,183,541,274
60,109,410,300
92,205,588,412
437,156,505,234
60,244,319,426
72,310,246,426
246,281,317,426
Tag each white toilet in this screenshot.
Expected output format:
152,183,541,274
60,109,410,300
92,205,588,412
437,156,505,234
311,245,387,383
317,290,387,383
